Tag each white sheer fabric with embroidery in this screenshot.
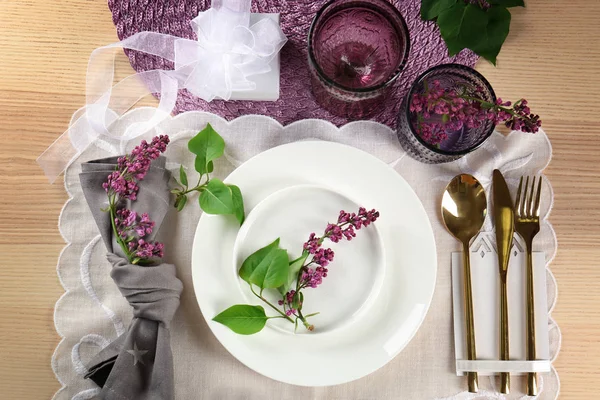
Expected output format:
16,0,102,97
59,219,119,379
37,0,286,183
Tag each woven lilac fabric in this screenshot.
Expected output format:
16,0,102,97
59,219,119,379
108,0,478,127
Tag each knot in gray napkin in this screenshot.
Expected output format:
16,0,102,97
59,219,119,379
108,253,183,326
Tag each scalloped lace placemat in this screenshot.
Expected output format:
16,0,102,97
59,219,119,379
53,110,559,399
107,0,478,127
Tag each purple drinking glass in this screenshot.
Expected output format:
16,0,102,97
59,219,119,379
397,64,497,164
308,0,410,119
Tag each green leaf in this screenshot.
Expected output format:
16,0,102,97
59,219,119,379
488,0,524,7
437,3,486,56
436,3,511,64
229,184,245,225
176,195,187,211
420,0,457,20
179,165,188,187
199,179,234,215
278,253,308,295
471,6,512,65
239,239,280,283
239,238,289,289
188,123,225,175
213,304,268,335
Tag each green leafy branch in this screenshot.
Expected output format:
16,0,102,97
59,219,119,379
421,0,525,65
172,123,244,225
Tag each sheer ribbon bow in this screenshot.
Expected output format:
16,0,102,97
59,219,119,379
38,0,286,183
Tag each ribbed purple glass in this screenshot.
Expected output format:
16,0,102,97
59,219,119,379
397,64,497,164
308,0,410,119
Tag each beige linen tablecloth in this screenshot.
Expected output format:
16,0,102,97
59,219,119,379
53,110,559,399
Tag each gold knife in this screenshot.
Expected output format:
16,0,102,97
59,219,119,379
492,169,515,394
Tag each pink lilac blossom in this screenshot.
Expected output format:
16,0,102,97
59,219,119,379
299,266,328,289
135,213,155,236
324,224,344,243
313,248,334,267
409,80,541,146
114,208,163,259
116,208,137,230
128,239,164,259
103,135,170,200
303,233,320,254
115,209,156,239
104,171,140,200
299,207,380,289
278,290,298,316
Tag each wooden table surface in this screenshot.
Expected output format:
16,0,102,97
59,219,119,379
1,1,598,398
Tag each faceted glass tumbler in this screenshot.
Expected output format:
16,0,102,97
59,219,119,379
396,64,497,164
308,0,410,119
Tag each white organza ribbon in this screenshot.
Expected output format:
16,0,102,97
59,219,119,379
37,0,286,183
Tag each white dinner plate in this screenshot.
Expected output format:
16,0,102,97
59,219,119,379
191,141,437,386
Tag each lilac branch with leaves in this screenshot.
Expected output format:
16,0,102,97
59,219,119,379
213,207,380,335
171,123,244,225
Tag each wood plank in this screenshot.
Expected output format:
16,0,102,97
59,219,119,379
1,0,598,398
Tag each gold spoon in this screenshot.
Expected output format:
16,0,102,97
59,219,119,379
442,174,487,393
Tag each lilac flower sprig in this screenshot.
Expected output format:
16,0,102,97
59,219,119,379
114,209,164,264
103,135,169,201
279,207,380,330
409,80,542,146
103,135,169,265
213,207,380,335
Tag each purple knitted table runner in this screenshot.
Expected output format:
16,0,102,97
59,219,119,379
107,0,478,127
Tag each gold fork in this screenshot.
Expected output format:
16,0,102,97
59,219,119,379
514,176,542,396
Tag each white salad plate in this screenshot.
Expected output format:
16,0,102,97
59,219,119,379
191,141,437,386
233,184,386,335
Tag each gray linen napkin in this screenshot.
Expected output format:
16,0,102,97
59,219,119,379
79,156,183,400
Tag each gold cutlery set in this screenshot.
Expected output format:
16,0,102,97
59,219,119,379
442,170,543,395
